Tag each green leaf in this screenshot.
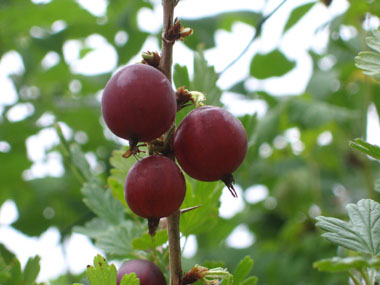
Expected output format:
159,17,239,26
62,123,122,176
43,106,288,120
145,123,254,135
316,199,380,256
288,97,358,128
233,256,254,285
283,2,315,33
349,138,380,161
86,254,117,285
23,255,40,285
173,64,191,89
107,148,138,207
367,30,380,53
70,144,93,182
355,29,380,82
120,272,140,285
74,218,111,240
132,230,168,251
95,221,143,257
313,256,380,272
7,258,22,285
240,276,258,285
191,51,222,107
81,179,125,225
251,102,284,146
180,180,223,236
250,49,296,79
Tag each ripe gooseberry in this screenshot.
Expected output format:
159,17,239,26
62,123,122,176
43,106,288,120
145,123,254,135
125,155,186,235
174,106,247,197
101,64,176,155
117,259,166,285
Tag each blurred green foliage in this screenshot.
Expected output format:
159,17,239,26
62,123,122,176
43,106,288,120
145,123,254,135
1,0,380,284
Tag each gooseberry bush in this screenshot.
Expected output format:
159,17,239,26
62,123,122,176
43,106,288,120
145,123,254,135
70,4,380,285
75,0,253,284
2,0,380,284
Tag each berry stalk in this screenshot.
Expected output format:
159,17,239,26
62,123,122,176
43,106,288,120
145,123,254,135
159,1,183,284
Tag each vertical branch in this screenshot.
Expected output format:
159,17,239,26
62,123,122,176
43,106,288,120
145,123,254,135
159,1,183,284
166,210,182,285
159,0,176,81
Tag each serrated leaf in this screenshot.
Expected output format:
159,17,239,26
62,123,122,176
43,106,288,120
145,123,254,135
233,256,254,285
190,51,222,107
70,144,93,181
250,49,296,79
81,179,125,225
95,221,143,257
355,30,380,82
108,176,127,207
23,255,40,285
73,218,111,240
132,230,168,251
316,199,380,256
108,149,138,207
367,34,380,53
283,2,315,33
180,180,223,236
313,256,380,272
120,272,140,285
355,51,380,82
86,254,117,285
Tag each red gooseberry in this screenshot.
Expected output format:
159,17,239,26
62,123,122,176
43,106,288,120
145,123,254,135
174,106,247,197
117,259,166,285
101,64,176,154
125,155,186,234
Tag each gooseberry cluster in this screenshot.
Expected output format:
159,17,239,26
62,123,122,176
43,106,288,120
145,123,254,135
101,62,247,283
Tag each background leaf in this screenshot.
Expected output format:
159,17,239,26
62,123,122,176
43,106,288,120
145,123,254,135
313,256,380,272
232,256,254,285
283,2,315,33
81,180,125,225
23,256,40,285
250,49,296,79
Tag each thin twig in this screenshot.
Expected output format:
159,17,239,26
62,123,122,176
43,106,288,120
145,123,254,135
219,0,288,75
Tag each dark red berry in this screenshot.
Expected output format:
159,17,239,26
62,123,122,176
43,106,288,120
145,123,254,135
117,259,166,285
125,155,186,234
174,106,247,197
101,64,176,146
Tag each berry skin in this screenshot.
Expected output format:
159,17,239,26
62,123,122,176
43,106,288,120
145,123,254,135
117,259,166,285
125,155,186,234
174,106,247,197
101,64,176,146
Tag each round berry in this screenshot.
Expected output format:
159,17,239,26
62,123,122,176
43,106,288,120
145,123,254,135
125,155,186,234
174,106,247,197
101,64,176,145
117,259,166,285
